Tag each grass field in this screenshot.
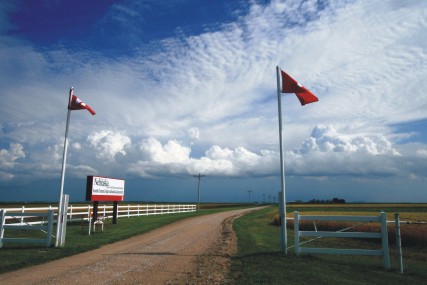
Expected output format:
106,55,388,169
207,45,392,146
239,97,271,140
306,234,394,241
230,204,427,285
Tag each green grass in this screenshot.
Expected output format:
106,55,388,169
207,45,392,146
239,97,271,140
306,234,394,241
0,206,247,274
230,206,427,285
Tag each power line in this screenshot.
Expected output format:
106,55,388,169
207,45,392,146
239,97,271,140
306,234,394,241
247,190,252,205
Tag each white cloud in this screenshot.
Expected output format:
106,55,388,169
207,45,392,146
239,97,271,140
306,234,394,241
139,138,190,164
0,143,25,168
286,125,403,177
128,137,276,178
298,125,400,156
416,149,427,158
0,143,25,181
72,142,82,150
87,130,131,161
187,127,200,143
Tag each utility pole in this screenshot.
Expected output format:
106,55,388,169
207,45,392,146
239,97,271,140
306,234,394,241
193,173,205,210
247,190,253,205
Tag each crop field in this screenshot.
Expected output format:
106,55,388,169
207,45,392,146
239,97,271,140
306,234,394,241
231,203,427,285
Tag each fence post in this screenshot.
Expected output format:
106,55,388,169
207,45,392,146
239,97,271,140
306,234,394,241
88,205,91,235
46,209,54,247
380,212,390,269
0,210,5,248
70,205,73,221
395,213,403,273
294,211,300,256
20,206,25,225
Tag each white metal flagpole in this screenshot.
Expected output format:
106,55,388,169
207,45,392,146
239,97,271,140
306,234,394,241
276,66,288,254
55,87,73,247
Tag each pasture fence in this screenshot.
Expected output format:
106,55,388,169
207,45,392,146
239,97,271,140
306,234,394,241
0,203,196,227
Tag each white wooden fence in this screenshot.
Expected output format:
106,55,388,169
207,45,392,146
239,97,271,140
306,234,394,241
293,211,390,269
0,204,195,248
0,204,197,226
0,209,54,248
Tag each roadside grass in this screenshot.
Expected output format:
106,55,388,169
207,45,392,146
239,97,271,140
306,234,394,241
0,206,247,274
230,206,427,285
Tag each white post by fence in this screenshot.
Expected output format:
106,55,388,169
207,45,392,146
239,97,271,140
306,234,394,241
57,194,69,247
0,210,5,248
87,204,91,236
380,212,390,269
395,213,403,273
20,206,25,225
294,211,300,256
46,209,54,247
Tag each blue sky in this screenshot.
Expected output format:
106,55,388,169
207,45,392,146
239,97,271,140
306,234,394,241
1,0,426,203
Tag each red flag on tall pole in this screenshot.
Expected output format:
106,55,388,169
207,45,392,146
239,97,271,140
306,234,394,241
281,70,318,106
56,87,95,247
275,66,319,254
68,88,96,115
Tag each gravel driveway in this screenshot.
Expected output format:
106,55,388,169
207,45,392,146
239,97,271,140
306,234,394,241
0,207,260,285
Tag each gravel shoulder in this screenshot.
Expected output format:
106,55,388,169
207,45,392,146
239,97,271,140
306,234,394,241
0,208,260,285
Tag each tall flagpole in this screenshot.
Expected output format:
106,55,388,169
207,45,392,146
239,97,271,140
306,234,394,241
55,87,73,247
276,66,288,253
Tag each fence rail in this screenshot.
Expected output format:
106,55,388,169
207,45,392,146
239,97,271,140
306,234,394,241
0,204,197,226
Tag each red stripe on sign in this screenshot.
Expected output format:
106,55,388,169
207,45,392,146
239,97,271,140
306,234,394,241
91,195,124,201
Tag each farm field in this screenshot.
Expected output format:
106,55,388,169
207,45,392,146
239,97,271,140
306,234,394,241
230,204,427,285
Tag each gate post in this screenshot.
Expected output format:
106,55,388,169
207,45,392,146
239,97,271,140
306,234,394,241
395,213,403,273
294,211,300,256
380,212,390,269
46,209,54,247
0,210,5,248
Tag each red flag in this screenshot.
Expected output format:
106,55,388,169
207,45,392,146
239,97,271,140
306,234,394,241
281,70,318,106
68,89,96,115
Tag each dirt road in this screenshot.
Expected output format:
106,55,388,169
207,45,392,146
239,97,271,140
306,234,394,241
0,208,259,285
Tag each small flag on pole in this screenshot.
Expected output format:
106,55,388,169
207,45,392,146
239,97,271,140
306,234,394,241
68,88,96,115
281,70,318,106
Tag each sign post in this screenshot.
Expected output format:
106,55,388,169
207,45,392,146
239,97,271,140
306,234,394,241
86,176,125,229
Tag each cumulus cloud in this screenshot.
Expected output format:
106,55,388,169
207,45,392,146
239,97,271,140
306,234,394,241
0,143,25,181
127,137,277,178
0,143,25,168
298,125,400,156
87,130,131,161
286,125,402,177
138,138,190,164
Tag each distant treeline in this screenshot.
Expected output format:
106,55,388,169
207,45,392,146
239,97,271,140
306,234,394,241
291,197,346,204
